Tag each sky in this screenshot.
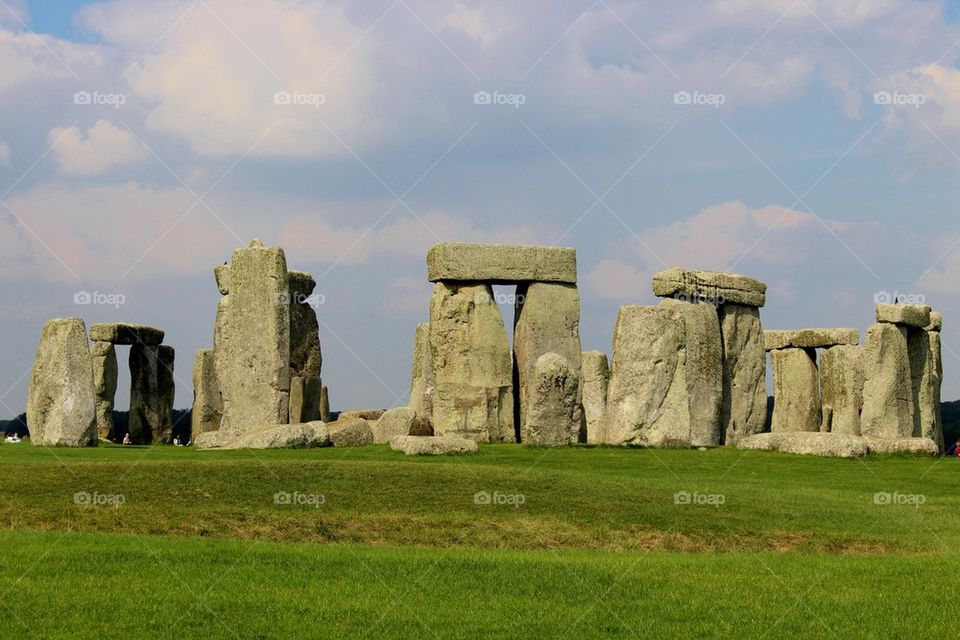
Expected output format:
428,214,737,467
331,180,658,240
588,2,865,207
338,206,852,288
1,0,959,414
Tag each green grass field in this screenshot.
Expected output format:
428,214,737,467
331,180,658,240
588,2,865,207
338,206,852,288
1,443,958,638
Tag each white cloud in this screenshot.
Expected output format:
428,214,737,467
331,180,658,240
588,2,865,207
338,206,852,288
48,120,148,176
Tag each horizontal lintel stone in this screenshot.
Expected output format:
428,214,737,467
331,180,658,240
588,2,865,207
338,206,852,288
427,243,577,284
89,323,164,346
764,328,860,351
652,267,767,308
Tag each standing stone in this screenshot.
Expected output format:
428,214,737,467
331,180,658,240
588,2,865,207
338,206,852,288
580,351,609,444
719,304,767,444
408,323,434,427
156,345,175,444
288,270,322,379
129,344,161,444
523,353,579,446
320,385,331,422
429,282,513,443
604,305,690,447
216,239,291,431
861,323,914,439
289,375,322,424
819,345,863,435
91,341,117,441
191,348,222,438
908,329,943,452
659,298,723,446
373,407,417,444
26,318,97,447
770,348,821,433
513,283,582,441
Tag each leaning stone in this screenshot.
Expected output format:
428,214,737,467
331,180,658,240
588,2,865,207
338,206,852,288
328,418,374,447
863,436,939,456
408,323,434,428
770,348,821,433
580,351,609,444
289,376,322,424
736,432,867,458
129,344,161,445
91,341,117,441
876,303,931,328
288,270,321,379
908,330,943,452
819,345,863,435
764,328,859,351
652,268,767,307
89,322,164,346
659,298,723,447
522,353,579,447
191,348,222,438
156,345,175,444
373,407,417,444
604,305,690,447
389,435,479,455
427,243,577,284
719,303,768,444
429,282,514,443
26,318,97,447
338,409,386,421
861,323,914,439
513,283,582,438
925,311,943,333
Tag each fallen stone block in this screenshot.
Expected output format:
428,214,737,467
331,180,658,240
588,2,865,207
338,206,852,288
373,407,417,444
876,303,931,328
652,268,767,307
195,422,329,449
390,435,479,455
89,322,164,346
427,243,577,284
328,417,374,447
736,432,867,458
862,436,939,456
764,328,859,351
338,409,386,422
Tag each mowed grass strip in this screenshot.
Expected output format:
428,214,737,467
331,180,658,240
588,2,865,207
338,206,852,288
0,444,955,553
1,530,957,639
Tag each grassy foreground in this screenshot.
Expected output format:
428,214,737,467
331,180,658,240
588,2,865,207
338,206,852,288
0,444,958,638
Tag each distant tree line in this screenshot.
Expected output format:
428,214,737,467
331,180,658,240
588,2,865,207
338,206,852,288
1,409,193,444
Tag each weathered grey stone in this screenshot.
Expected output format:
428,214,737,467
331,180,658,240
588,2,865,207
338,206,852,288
89,322,164,346
522,353,579,446
408,323,434,428
214,264,231,295
909,329,943,452
604,305,690,447
429,282,514,443
719,303,767,444
320,385,330,422
736,432,867,458
191,348,222,438
26,318,97,447
288,270,321,379
652,268,767,307
861,323,914,439
338,409,386,421
156,345,175,444
328,417,374,447
513,283,582,439
129,344,161,445
819,345,863,435
925,311,943,333
764,328,859,351
215,240,291,431
91,341,117,441
373,407,416,444
876,303,931,328
427,243,577,284
580,351,609,444
195,422,329,449
289,375,322,424
863,436,939,456
390,435,479,455
659,298,723,447
770,348,821,433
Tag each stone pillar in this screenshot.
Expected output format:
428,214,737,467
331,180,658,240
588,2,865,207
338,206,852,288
770,348,821,433
191,348,222,438
819,345,863,435
909,321,943,452
129,344,161,445
429,282,513,442
580,351,609,444
719,304,767,444
408,323,434,427
659,298,723,446
523,353,579,446
26,318,97,447
604,305,690,446
513,283,582,442
156,345,175,444
861,323,914,438
288,270,322,379
320,385,331,422
91,341,118,441
215,239,291,431
289,375,322,424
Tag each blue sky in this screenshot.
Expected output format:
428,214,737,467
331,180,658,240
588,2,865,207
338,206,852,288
0,0,959,413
